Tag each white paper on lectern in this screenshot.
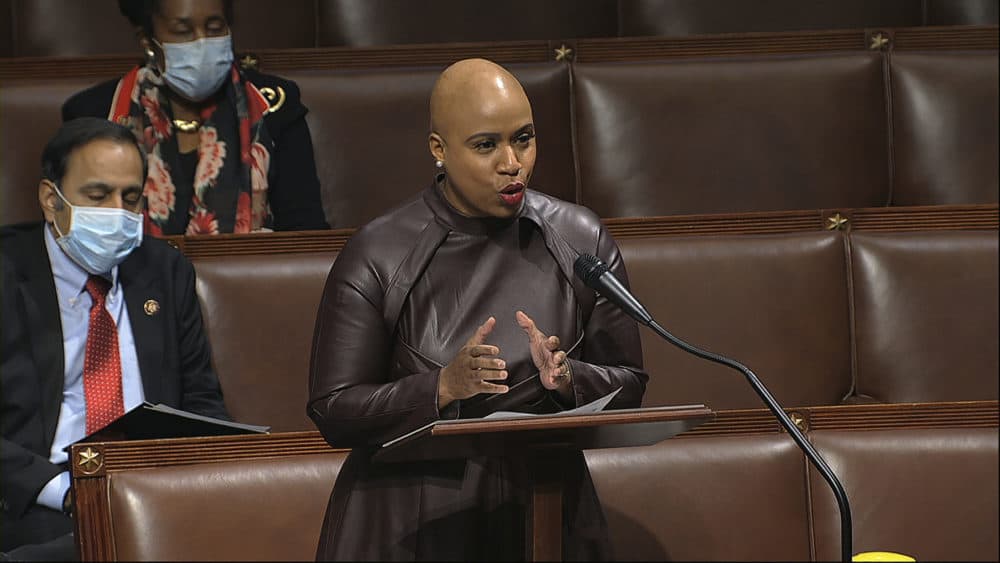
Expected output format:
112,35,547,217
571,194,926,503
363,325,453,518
382,386,624,448
482,386,623,420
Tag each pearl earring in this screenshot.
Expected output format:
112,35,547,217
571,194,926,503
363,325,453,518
435,160,444,168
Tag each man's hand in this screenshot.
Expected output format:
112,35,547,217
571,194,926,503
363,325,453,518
516,311,572,396
438,317,508,408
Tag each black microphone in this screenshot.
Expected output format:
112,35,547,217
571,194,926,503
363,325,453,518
574,253,854,563
574,253,653,325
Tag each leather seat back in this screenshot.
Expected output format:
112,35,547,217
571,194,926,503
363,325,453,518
193,252,338,431
107,452,347,561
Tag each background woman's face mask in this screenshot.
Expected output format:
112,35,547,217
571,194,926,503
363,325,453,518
156,34,234,102
52,186,144,275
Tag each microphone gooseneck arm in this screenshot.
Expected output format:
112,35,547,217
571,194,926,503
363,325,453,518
646,319,853,563
573,253,852,562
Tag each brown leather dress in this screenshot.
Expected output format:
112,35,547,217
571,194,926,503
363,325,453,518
308,182,648,560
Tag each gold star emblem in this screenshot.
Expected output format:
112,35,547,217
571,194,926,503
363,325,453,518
144,299,160,316
826,213,849,231
554,44,573,62
240,53,260,70
869,33,889,50
77,447,103,474
789,412,809,432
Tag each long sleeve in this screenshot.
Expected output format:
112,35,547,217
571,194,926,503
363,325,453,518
263,79,330,231
307,247,443,449
0,260,64,517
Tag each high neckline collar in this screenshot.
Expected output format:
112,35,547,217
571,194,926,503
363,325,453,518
424,173,531,236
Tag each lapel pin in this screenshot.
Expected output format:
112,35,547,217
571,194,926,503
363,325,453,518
143,299,160,316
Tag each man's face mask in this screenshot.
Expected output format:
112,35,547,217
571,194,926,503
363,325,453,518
52,185,144,275
156,34,234,102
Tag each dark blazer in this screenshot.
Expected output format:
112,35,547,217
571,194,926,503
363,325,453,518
61,68,330,232
0,222,230,522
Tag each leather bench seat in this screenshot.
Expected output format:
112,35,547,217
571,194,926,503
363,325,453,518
186,228,997,434
79,408,999,561
809,427,999,561
2,46,996,228
192,252,340,432
105,452,347,561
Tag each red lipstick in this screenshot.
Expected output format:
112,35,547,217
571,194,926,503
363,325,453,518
499,182,525,206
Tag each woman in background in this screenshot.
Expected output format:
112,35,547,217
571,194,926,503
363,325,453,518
63,0,329,236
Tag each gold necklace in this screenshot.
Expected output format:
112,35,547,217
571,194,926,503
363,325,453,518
172,118,201,133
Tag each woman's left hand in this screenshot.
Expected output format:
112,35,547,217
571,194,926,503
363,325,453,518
516,310,572,393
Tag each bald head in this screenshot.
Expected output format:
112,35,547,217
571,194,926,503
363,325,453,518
429,58,531,138
427,58,537,219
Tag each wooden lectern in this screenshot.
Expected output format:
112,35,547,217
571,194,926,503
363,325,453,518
373,404,714,561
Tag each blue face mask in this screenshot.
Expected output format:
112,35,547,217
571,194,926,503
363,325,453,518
156,34,234,102
52,186,144,275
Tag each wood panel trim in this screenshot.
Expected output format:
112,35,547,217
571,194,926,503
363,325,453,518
679,400,999,437
1,26,994,80
168,204,998,259
68,401,998,474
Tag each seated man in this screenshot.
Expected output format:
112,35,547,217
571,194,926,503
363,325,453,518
1,118,231,561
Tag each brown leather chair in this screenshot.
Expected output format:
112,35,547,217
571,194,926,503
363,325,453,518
8,0,135,57
616,0,924,37
0,0,13,57
586,433,812,561
849,230,999,403
925,0,1000,25
889,51,999,206
315,0,617,47
6,0,317,57
192,251,339,432
619,231,853,410
809,427,999,561
285,62,575,229
0,77,100,226
572,53,890,218
105,452,347,561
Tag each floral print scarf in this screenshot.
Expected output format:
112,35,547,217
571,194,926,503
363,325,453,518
109,64,273,235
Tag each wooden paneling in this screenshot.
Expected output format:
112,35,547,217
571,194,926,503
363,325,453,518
159,204,998,259
1,25,994,80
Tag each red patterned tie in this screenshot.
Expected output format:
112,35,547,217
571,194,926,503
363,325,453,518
83,275,125,434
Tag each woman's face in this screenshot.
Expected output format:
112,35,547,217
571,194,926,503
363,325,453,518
151,0,230,45
431,83,536,219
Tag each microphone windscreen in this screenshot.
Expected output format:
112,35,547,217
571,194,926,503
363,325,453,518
573,253,608,288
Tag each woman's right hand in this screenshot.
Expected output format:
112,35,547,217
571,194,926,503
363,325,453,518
438,316,509,408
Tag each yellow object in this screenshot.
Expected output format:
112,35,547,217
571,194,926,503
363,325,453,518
853,551,916,562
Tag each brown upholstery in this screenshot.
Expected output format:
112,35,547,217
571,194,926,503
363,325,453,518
0,77,101,226
849,231,999,403
809,427,1000,561
890,52,1000,206
586,433,811,561
185,227,998,433
286,62,574,229
9,0,136,57
107,452,347,561
616,0,923,37
230,0,318,51
572,54,890,218
6,0,316,57
0,0,12,57
925,0,1000,25
619,232,853,410
315,0,618,47
77,404,999,561
192,252,338,432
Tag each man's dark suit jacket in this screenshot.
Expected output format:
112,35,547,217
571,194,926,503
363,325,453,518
0,221,229,544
